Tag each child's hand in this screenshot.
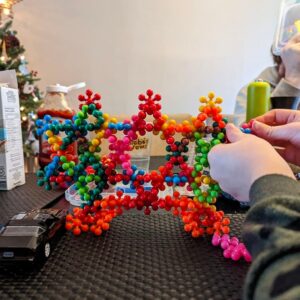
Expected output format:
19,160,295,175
208,124,295,202
253,109,300,166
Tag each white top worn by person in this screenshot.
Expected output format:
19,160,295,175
234,33,300,125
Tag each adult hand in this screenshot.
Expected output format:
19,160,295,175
253,109,300,166
281,33,300,88
208,124,295,202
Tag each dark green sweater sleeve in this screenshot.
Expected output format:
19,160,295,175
242,174,300,300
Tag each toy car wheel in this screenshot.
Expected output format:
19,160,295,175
35,242,51,263
44,242,51,258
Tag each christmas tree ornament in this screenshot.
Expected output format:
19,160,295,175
3,31,19,49
23,81,34,94
18,63,29,75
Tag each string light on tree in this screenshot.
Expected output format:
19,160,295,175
0,0,22,23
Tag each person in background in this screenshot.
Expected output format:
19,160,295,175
234,33,300,126
208,109,300,300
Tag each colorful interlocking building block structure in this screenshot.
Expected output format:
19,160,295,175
36,89,251,262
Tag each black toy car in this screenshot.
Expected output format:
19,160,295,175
0,208,67,263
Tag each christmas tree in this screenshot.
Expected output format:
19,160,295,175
0,20,42,154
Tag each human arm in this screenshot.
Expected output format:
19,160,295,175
207,124,300,299
242,175,300,300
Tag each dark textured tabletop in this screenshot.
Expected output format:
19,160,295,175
0,167,250,300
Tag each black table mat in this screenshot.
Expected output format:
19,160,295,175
0,173,249,300
0,174,64,224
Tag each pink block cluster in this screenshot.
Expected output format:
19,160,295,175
212,233,252,262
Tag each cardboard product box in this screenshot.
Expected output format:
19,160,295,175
0,70,25,190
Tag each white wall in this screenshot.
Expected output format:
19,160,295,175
13,0,281,115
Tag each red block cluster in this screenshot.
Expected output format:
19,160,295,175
66,191,230,238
